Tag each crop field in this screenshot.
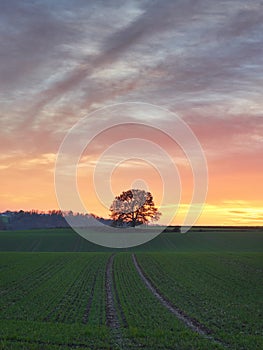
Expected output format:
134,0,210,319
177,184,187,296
0,229,262,349
1,227,263,252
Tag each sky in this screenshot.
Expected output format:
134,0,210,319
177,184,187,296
0,0,262,226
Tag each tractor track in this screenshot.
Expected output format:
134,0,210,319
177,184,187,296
132,253,229,349
105,254,125,348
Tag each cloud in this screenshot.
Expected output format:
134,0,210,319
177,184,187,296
9,0,216,129
2,0,263,133
216,4,263,39
0,1,83,90
188,113,263,146
229,210,248,214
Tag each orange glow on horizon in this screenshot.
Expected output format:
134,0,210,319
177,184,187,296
1,147,262,226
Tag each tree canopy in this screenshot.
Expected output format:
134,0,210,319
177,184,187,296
109,189,161,227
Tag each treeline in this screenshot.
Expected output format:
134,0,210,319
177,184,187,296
0,210,111,230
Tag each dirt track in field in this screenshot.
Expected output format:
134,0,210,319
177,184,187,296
105,254,125,348
132,253,228,348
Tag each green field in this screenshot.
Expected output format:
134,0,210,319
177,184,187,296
0,228,262,349
0,227,263,252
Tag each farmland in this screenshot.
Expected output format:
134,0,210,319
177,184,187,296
0,227,263,252
0,228,262,349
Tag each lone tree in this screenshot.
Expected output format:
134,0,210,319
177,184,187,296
110,189,161,227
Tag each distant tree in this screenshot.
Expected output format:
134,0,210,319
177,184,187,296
109,189,161,227
0,215,9,230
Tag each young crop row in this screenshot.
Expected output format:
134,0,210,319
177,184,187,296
0,253,113,349
0,253,110,327
0,254,70,314
0,319,111,349
45,253,109,325
136,252,263,350
0,253,60,293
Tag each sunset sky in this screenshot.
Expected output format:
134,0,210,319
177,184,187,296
0,0,262,226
